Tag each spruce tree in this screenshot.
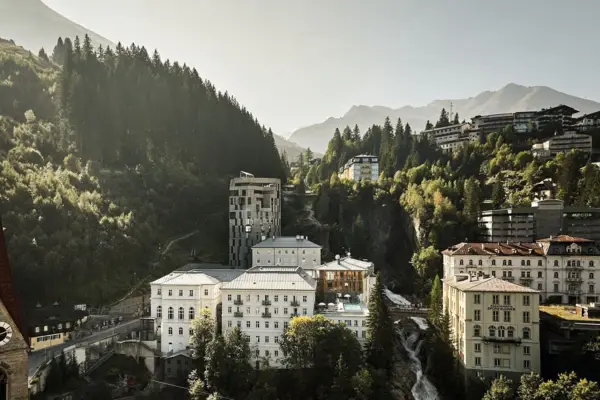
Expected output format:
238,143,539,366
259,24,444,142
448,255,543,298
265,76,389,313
38,48,49,61
453,112,460,125
365,272,394,374
425,120,433,130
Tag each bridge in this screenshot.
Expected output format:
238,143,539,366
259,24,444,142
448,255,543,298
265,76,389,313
389,306,430,320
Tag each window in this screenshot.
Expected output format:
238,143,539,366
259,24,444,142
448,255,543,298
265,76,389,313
474,294,481,304
523,295,530,306
492,260,496,266
265,336,269,343
591,273,595,279
524,346,530,355
265,350,270,357
237,321,241,328
493,344,502,353
521,260,525,266
228,321,232,328
275,350,279,357
228,294,232,301
504,311,511,322
494,358,501,367
228,306,232,313
189,290,194,296
256,336,260,343
493,311,499,322
256,321,260,328
478,260,483,266
284,308,288,315
538,283,543,290
508,260,512,266
503,260,507,266
523,327,531,339
554,260,559,267
460,259,464,266
303,295,307,303
179,290,183,296
157,306,162,318
498,326,506,338
302,308,307,315
554,272,559,278
274,307,279,315
469,259,473,266
474,310,481,321
168,289,172,296
503,295,510,305
189,308,195,320
157,288,162,295
473,325,481,337
474,343,481,353
274,295,279,302
179,327,184,335
475,357,481,366
493,295,499,305
538,260,543,266
274,336,279,343
284,295,288,302
265,321,269,328
246,321,251,328
489,326,496,337
538,271,543,278
554,283,559,292
523,311,530,323
204,289,208,296
35,327,40,333
507,327,515,338
274,322,279,329
256,350,260,357
168,327,173,335
524,359,531,369
168,307,174,320
284,322,289,330
178,307,184,320
591,261,595,267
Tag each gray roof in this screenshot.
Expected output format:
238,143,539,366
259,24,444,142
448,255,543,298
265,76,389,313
253,236,321,249
221,266,317,291
150,269,245,285
176,263,233,272
315,257,373,272
444,276,538,293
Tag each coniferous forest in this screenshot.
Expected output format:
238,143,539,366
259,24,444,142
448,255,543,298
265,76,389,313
0,36,284,307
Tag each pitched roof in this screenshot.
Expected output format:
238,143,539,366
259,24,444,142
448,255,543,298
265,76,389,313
150,269,244,285
314,256,374,271
221,266,317,291
537,235,592,243
442,242,545,256
444,276,539,293
0,217,26,340
253,236,321,249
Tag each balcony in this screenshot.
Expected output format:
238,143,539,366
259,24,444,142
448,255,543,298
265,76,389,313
482,336,522,344
233,312,244,318
566,277,583,284
261,312,272,318
234,299,244,306
501,276,515,282
566,264,584,270
290,313,300,318
290,300,300,307
261,300,272,306
519,277,533,285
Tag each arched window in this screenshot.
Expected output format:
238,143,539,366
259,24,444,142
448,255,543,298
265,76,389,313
156,306,162,318
591,261,595,267
554,272,559,279
488,326,496,337
523,327,531,340
538,260,543,266
492,260,496,266
478,260,483,266
508,260,512,266
498,326,506,338
168,307,174,320
460,260,464,266
473,325,481,337
567,261,571,267
469,259,473,266
178,307,184,320
179,327,184,335
507,327,515,338
168,327,173,335
189,307,195,320
554,260,559,267
521,260,525,266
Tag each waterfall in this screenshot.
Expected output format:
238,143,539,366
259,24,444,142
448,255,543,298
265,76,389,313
398,328,439,400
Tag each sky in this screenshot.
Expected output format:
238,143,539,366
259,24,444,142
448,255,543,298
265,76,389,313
43,0,600,137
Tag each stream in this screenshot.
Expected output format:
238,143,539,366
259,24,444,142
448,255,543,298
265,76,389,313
398,328,439,400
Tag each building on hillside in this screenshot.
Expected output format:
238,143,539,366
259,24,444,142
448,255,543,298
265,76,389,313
27,303,89,351
531,179,556,201
471,113,516,136
478,199,600,243
251,235,321,269
419,123,478,152
513,111,539,134
442,236,600,304
531,131,592,159
150,264,245,355
220,266,317,368
302,255,374,302
0,217,29,400
229,172,281,269
316,302,369,343
536,105,579,133
443,274,540,385
574,111,600,132
340,155,379,181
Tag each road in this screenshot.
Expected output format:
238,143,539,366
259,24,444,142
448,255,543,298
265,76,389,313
28,318,140,377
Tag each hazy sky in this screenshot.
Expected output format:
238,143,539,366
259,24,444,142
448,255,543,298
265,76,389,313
44,0,600,136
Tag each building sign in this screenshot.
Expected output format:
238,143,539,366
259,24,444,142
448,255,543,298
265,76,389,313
565,213,594,219
487,305,516,311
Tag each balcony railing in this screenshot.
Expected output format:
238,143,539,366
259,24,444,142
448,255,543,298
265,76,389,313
290,300,300,307
233,312,244,318
501,276,515,282
262,300,272,306
482,336,522,344
566,277,583,283
261,312,272,318
234,299,244,305
566,264,584,270
290,313,300,318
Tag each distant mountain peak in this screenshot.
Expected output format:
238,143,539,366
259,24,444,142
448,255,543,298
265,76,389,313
289,84,600,153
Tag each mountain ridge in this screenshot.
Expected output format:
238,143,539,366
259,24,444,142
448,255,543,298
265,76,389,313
289,83,600,152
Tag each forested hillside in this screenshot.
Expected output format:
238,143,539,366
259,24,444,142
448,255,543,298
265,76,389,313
297,111,600,295
0,36,284,307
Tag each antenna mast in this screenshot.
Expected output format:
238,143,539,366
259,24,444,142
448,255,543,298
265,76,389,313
449,102,454,123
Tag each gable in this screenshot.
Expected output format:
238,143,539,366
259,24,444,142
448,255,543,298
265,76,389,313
0,299,28,351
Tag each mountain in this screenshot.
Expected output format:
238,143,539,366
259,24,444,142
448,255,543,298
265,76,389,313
273,134,321,161
0,0,114,53
288,83,600,153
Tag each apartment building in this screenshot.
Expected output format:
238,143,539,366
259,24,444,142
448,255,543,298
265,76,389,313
150,265,244,355
220,266,317,368
27,303,88,351
419,123,478,152
442,235,600,304
536,105,578,133
251,235,321,269
575,111,600,132
340,154,379,181
316,302,369,343
478,199,600,243
471,113,515,136
229,172,281,268
531,131,592,159
443,274,540,384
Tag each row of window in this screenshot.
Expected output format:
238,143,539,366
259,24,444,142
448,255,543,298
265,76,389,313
34,322,71,334
473,357,531,370
256,258,317,264
157,306,195,320
459,259,595,267
228,306,307,316
227,294,309,303
473,343,531,356
255,249,316,255
472,325,531,339
35,334,62,342
228,320,289,330
473,294,530,306
167,327,194,336
157,288,210,297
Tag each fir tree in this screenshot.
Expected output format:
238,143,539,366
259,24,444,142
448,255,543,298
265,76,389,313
453,112,460,125
425,120,433,130
38,48,49,61
435,108,451,128
365,273,394,374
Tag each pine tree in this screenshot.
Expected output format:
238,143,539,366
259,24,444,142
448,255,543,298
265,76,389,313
51,37,65,64
429,274,442,323
491,177,504,209
453,112,460,125
425,120,433,130
463,177,481,220
435,108,451,128
365,273,394,374
38,48,49,61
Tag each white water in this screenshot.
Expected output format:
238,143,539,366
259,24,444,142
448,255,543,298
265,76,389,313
398,329,439,400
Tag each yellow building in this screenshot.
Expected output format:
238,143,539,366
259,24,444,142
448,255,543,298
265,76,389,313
27,303,88,351
443,274,541,386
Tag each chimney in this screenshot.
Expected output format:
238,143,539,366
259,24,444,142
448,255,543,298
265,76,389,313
335,254,340,264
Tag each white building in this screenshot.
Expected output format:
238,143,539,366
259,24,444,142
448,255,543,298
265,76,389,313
150,265,244,355
531,131,592,159
316,302,369,343
220,266,317,368
442,236,600,304
575,111,600,132
251,235,322,268
340,154,379,181
420,123,478,152
443,274,541,385
229,172,281,268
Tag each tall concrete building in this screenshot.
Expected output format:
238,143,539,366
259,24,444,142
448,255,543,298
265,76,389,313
229,172,281,269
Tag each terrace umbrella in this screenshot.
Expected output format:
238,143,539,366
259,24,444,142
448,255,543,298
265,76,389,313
318,302,326,306
327,303,335,307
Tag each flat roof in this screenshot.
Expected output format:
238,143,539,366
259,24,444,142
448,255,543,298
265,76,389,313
253,236,321,249
150,269,245,285
221,266,317,291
